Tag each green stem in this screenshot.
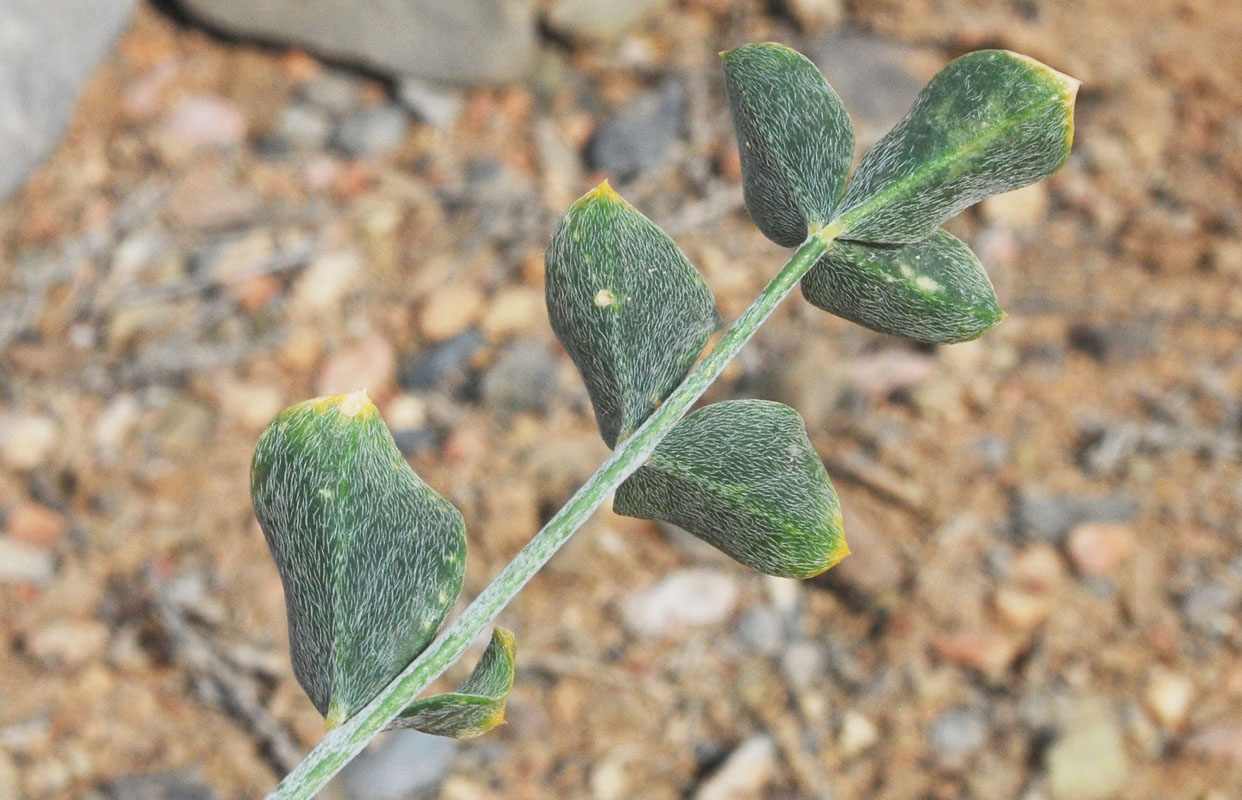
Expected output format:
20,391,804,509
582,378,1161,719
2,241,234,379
267,227,837,799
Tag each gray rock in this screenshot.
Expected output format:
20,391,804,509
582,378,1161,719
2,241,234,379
481,340,558,415
1179,582,1240,635
401,328,485,394
301,71,365,114
546,0,670,43
928,707,988,762
808,31,924,146
1011,492,1137,543
333,105,410,158
0,0,137,200
779,639,828,692
177,0,537,86
587,80,684,180
396,79,464,129
329,731,457,800
88,770,216,800
277,104,333,149
735,606,787,656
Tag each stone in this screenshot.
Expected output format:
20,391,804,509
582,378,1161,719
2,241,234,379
809,31,924,146
0,0,137,200
847,349,937,400
735,606,787,656
1179,582,1239,634
291,250,363,317
815,500,906,605
1144,668,1193,729
89,770,216,800
0,537,55,585
330,730,457,800
587,80,685,180
1067,321,1159,363
401,329,485,395
780,639,828,692
26,620,109,670
837,710,879,759
1185,722,1242,761
693,735,777,800
333,105,410,158
481,340,558,415
928,707,988,763
780,0,845,32
419,284,486,342
177,0,537,86
5,502,68,548
1066,522,1136,578
622,569,739,637
932,631,1020,677
216,380,285,431
396,79,463,130
1045,718,1129,800
315,334,397,398
160,94,247,150
481,286,544,341
0,414,59,470
546,0,670,43
276,104,333,149
1011,492,1138,544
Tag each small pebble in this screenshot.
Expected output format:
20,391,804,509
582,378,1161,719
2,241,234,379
420,284,486,342
291,250,362,317
0,537,55,585
838,710,879,759
780,0,844,31
401,329,485,394
161,95,247,149
780,639,827,692
1066,522,1136,577
735,607,786,656
932,631,1020,677
0,414,58,470
481,340,558,415
622,569,738,637
481,287,544,341
277,104,333,149
26,619,109,670
693,735,776,800
333,105,410,158
928,707,988,762
1046,717,1129,800
5,502,67,548
1144,668,1193,729
980,182,1049,230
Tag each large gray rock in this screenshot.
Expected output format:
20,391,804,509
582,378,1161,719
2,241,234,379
177,0,538,86
0,0,137,201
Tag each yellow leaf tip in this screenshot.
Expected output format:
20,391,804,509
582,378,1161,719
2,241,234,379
338,389,373,418
586,179,619,202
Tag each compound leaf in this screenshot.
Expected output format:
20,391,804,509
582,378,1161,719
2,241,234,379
801,229,1001,343
722,42,855,247
836,49,1078,243
250,391,466,727
388,627,516,738
546,182,721,448
615,400,848,579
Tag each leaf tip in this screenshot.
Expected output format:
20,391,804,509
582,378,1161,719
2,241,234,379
585,179,621,203
338,389,374,418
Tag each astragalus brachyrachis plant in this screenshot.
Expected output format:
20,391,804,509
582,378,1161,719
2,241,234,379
249,42,1078,798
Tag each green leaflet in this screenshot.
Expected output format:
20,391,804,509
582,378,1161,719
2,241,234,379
722,42,855,248
801,230,1002,343
614,400,848,579
546,182,722,448
389,628,516,738
836,49,1078,243
250,391,466,728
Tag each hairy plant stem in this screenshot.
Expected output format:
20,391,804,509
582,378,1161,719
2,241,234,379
267,225,839,799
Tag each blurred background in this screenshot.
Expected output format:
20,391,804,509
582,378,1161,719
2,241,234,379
0,0,1239,798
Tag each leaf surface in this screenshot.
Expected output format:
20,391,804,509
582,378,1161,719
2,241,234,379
389,628,516,738
250,391,466,727
615,400,847,578
837,49,1078,243
722,42,855,247
546,182,721,448
801,230,1002,343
